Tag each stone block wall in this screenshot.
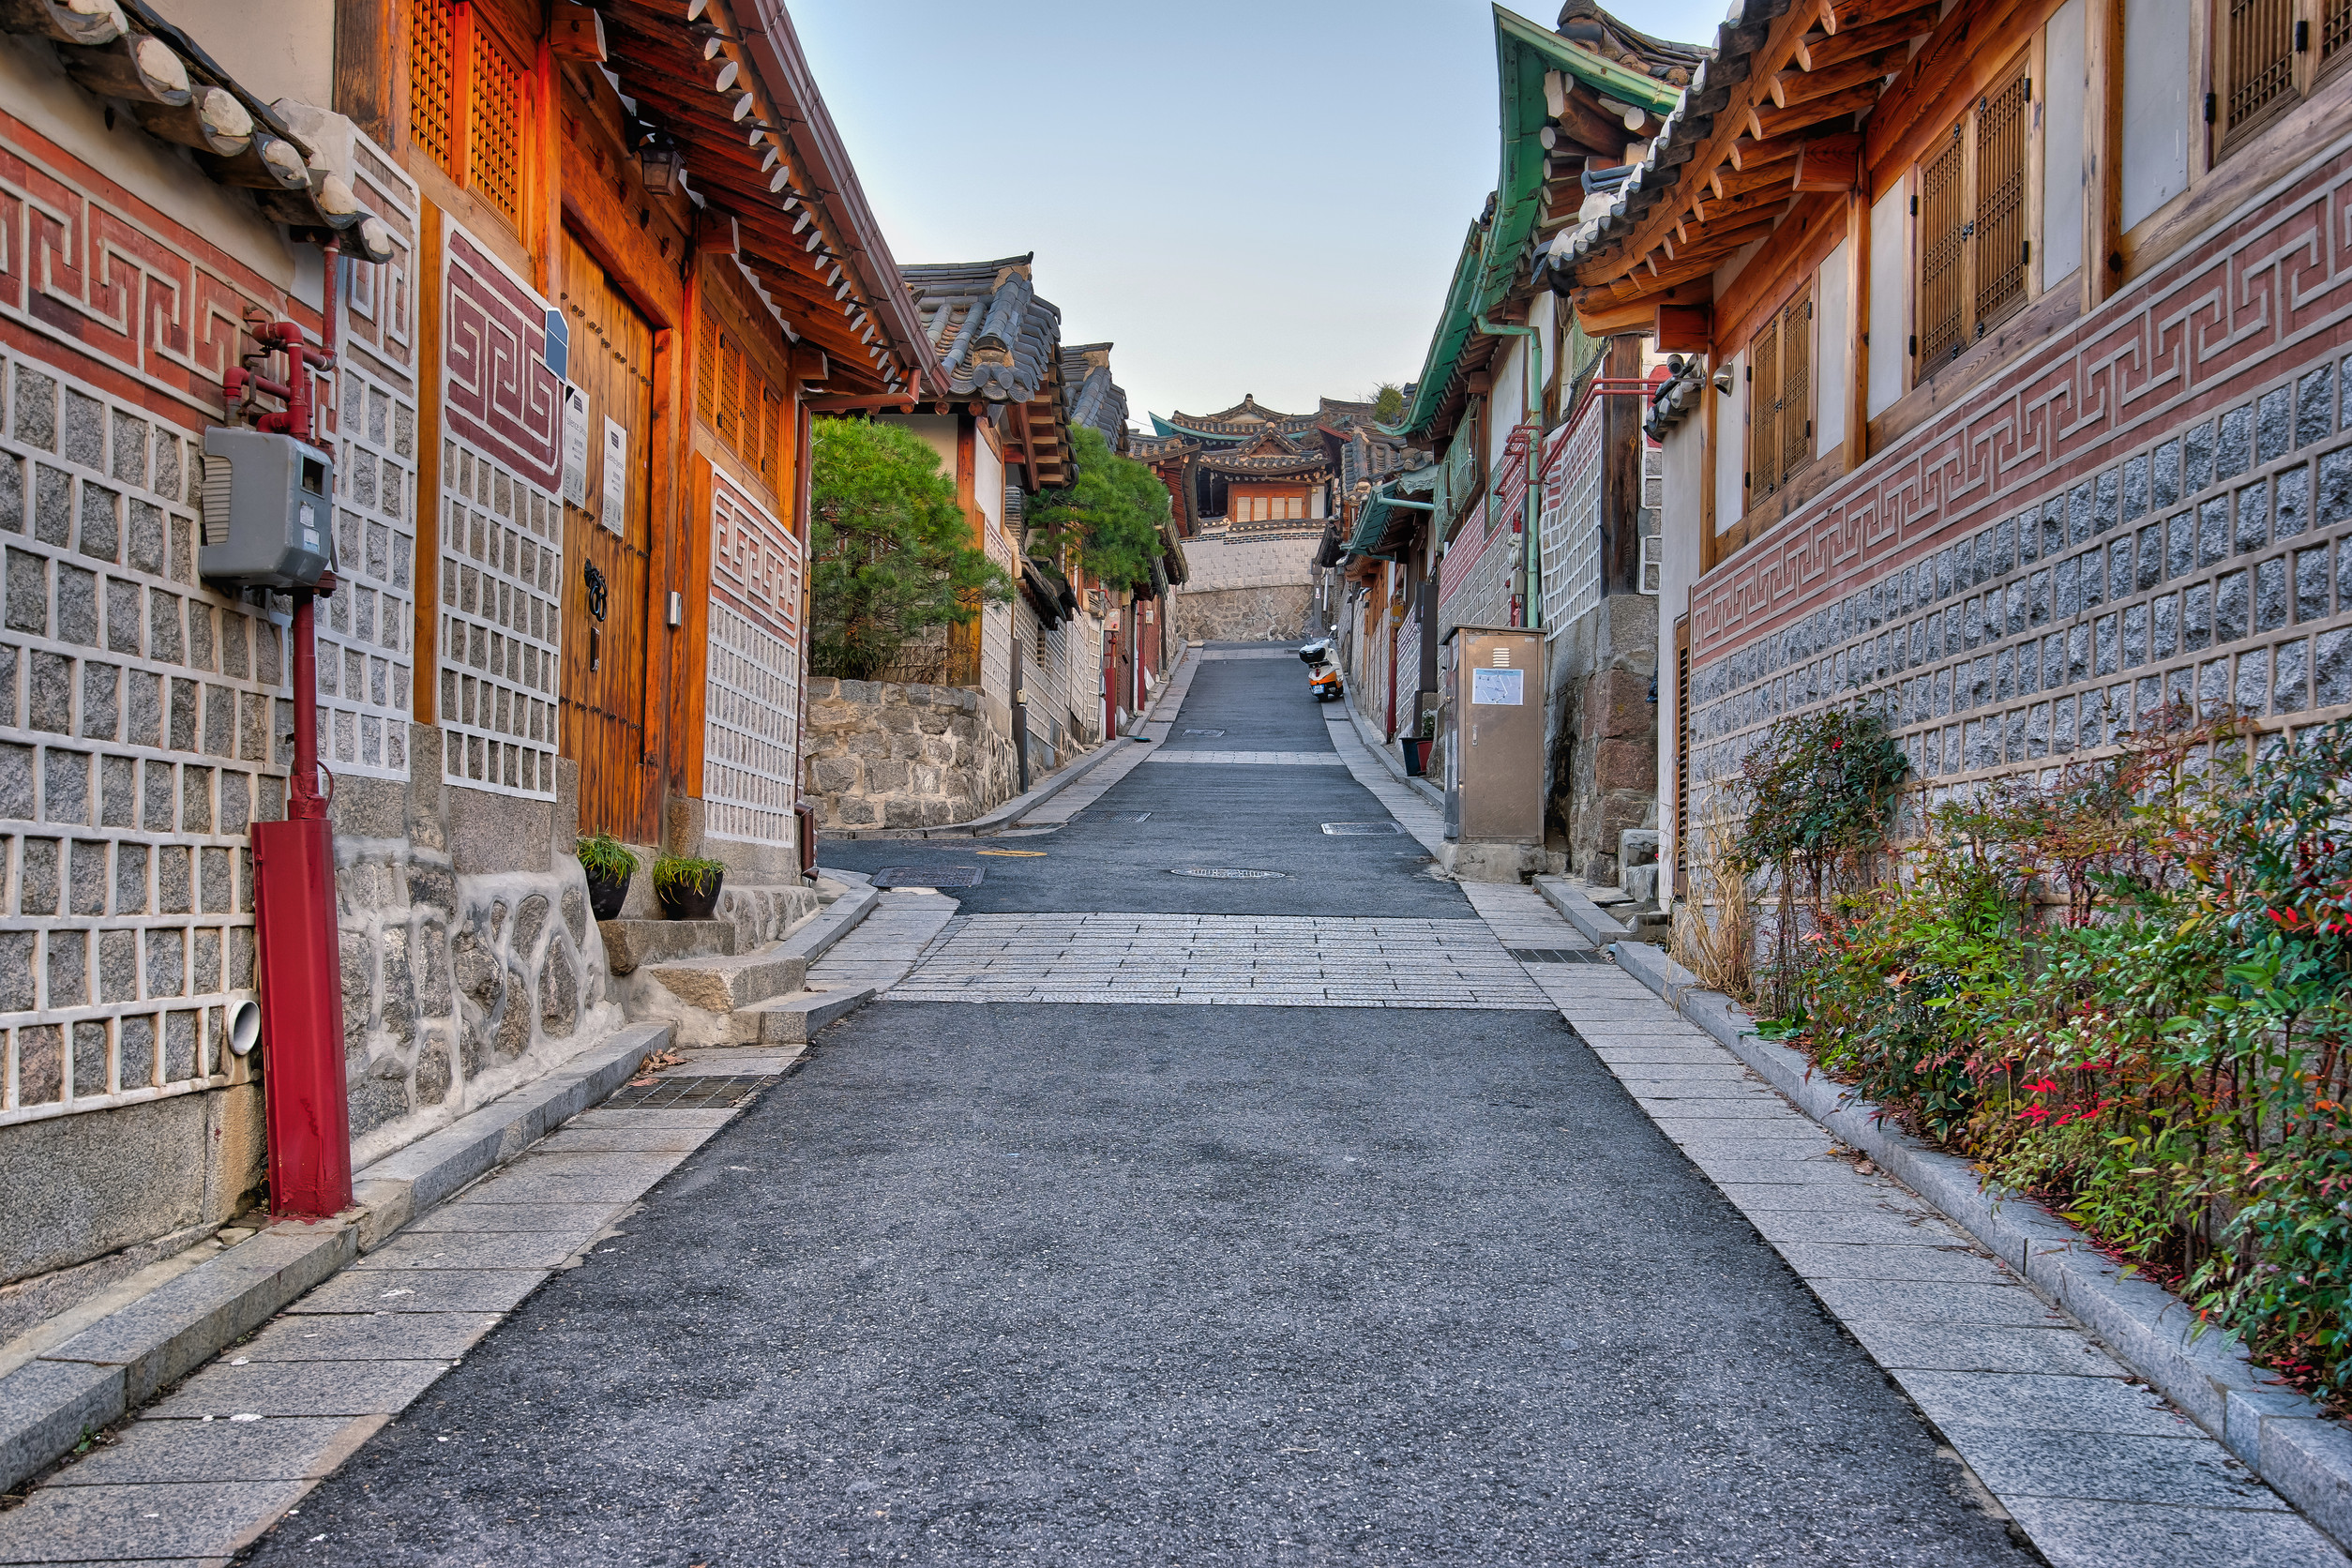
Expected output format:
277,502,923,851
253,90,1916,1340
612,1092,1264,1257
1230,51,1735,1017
803,678,1016,830
328,736,621,1169
1174,585,1312,643
1545,595,1660,885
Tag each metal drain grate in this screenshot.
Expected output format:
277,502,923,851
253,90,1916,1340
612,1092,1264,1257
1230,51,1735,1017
1182,729,1226,736
1320,822,1403,836
1169,867,1288,879
1107,811,1153,822
873,865,985,888
603,1074,780,1109
1509,947,1610,965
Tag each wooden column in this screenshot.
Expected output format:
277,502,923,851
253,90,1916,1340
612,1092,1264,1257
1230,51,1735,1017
332,0,391,143
2085,0,2122,309
1845,186,1870,472
1603,336,1646,596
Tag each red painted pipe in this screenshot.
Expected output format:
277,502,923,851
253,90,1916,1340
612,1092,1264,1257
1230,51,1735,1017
255,237,351,1218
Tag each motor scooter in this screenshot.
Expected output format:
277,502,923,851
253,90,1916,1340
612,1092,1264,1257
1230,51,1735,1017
1298,636,1343,702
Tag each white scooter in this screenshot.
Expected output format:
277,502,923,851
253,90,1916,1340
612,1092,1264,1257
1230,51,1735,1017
1299,637,1343,702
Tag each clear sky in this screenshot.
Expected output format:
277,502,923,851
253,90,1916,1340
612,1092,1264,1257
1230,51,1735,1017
792,0,1728,428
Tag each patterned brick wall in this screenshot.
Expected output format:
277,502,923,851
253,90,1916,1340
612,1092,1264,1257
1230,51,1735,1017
702,470,801,848
435,220,564,802
1686,132,2352,804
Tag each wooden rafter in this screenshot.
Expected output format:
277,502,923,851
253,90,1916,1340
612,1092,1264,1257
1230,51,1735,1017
1569,0,1944,308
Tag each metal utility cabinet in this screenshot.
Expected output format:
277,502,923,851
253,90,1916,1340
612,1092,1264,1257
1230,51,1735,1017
1440,625,1545,843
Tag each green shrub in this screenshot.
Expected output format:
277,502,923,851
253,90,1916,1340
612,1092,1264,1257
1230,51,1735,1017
1749,706,2352,1397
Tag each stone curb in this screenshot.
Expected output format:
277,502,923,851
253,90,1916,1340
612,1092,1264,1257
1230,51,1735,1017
1533,876,1634,943
348,1023,671,1236
0,1021,672,1498
777,876,880,966
1338,701,1442,808
1607,940,2352,1550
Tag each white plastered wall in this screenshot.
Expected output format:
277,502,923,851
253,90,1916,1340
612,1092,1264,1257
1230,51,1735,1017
2043,0,2089,291
145,1,336,109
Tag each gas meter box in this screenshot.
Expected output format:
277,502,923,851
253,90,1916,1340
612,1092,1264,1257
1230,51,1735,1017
200,428,336,589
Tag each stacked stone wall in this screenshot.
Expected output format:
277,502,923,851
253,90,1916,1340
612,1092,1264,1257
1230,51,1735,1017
1176,586,1312,643
803,678,1017,830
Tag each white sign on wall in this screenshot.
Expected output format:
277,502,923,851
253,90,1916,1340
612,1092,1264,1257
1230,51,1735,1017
559,384,590,510
599,416,627,536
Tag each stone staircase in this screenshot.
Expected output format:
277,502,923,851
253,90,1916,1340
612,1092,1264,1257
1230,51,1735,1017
599,878,879,1049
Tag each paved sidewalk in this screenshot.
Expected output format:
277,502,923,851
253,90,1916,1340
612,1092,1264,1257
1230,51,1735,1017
1427,844,2344,1564
0,1080,767,1566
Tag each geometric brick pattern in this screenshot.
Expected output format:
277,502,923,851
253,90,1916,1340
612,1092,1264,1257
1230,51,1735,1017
435,221,561,801
0,350,279,1124
702,471,801,847
1689,350,2352,801
1687,138,2352,799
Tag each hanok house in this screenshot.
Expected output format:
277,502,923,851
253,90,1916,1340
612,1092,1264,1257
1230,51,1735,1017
1545,0,2352,912
1144,396,1379,644
0,0,932,1331
1342,3,1689,884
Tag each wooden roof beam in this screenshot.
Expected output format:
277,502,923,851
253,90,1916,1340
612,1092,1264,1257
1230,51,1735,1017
1710,155,1800,200
1770,46,1906,109
1795,3,1939,68
1746,79,1883,141
1824,0,1936,31
1573,0,1829,286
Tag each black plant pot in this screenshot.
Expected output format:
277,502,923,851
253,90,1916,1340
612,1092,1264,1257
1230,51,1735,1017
584,867,631,922
657,870,724,921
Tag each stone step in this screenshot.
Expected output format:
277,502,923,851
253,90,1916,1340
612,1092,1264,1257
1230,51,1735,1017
643,949,809,1014
599,918,737,975
731,985,876,1045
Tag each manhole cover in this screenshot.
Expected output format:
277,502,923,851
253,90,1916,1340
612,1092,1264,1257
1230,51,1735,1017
1108,811,1152,822
603,1075,780,1109
874,865,985,888
1321,822,1403,836
1183,729,1226,736
1169,867,1289,879
1509,947,1610,965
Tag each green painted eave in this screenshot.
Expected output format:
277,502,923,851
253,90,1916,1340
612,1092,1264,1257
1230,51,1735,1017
1399,8,1683,442
1496,8,1681,116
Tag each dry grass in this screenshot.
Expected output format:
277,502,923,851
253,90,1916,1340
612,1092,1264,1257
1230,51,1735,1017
1671,795,1752,998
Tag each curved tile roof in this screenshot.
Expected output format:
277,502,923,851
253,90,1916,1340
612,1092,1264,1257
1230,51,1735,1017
901,255,1065,404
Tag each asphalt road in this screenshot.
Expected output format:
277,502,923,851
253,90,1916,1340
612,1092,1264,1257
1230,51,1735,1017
239,646,2026,1567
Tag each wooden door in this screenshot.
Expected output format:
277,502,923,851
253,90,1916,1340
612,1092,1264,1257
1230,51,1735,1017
558,230,658,841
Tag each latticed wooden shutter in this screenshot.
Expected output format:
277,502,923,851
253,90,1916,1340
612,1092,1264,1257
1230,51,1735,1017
467,23,525,224
1777,294,1811,486
2222,0,2299,141
1916,128,1967,368
1748,328,1779,501
2327,0,2352,61
408,0,457,175
696,314,717,424
1674,619,1691,882
717,337,743,445
1973,65,2030,330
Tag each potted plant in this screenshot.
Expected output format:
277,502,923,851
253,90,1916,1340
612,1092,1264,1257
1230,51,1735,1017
652,853,726,920
577,834,637,921
1402,713,1437,776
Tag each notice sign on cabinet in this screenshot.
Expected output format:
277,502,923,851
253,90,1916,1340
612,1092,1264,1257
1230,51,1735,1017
559,384,591,510
599,417,627,536
1470,667,1525,705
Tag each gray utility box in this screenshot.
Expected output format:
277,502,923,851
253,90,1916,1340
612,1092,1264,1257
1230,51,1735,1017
200,427,336,589
1440,624,1546,842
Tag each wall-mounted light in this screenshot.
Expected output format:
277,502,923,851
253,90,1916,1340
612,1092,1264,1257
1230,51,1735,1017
639,135,684,195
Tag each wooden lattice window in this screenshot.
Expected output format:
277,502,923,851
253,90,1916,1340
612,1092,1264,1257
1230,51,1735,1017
407,0,456,174
1911,55,2031,374
1746,291,1812,504
2216,0,2351,153
406,0,530,228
